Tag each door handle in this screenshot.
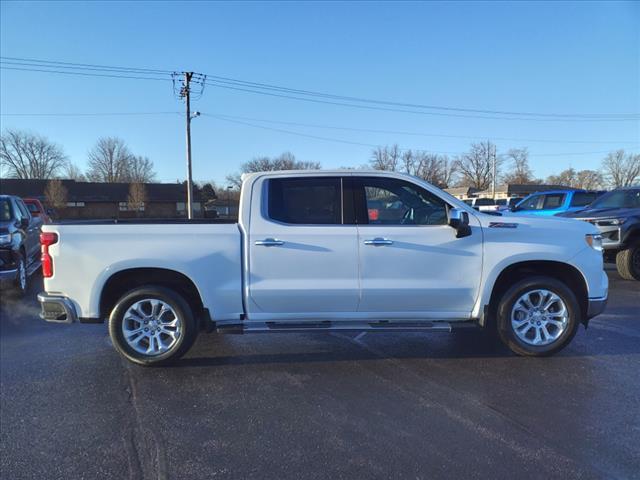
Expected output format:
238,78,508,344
255,238,285,247
363,237,393,246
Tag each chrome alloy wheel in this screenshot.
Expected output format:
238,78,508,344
122,299,182,356
510,289,569,346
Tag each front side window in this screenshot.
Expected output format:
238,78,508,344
15,200,29,220
517,194,542,210
542,193,566,209
268,177,342,225
357,177,447,225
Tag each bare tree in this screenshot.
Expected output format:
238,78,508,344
369,146,456,188
455,141,500,190
370,145,401,171
128,156,156,183
502,148,536,184
438,157,458,188
44,179,68,211
86,137,133,183
226,152,321,188
127,182,147,216
0,129,68,179
547,168,577,187
63,163,86,181
575,170,604,189
602,150,640,188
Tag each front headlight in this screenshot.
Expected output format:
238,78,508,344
0,233,12,245
596,217,626,226
585,233,603,252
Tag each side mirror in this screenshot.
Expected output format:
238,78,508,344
448,208,472,238
20,217,29,229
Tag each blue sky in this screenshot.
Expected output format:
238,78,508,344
1,1,638,185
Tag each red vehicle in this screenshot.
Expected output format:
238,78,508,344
23,198,51,224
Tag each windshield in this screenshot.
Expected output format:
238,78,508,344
589,189,640,209
0,200,11,221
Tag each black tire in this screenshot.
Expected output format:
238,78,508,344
496,276,581,357
108,286,198,366
615,242,640,281
12,252,28,297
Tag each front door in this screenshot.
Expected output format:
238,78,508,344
248,175,359,319
353,176,483,318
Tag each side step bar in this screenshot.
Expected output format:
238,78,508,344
216,320,480,334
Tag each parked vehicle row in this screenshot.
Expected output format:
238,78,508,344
0,195,45,295
559,187,640,281
38,170,608,366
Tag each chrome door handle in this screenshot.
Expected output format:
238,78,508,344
255,238,285,247
363,238,393,246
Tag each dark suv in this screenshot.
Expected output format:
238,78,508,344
0,195,43,295
559,186,640,280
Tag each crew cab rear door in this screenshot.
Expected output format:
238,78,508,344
247,175,359,318
352,176,483,318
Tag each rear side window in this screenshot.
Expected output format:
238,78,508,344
26,202,39,213
570,192,597,207
268,177,342,225
542,194,565,209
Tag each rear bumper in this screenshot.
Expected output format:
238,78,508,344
37,293,78,324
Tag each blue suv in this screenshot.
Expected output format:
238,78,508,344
508,189,604,217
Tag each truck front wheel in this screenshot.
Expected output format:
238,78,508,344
108,286,198,366
496,276,580,357
615,242,640,281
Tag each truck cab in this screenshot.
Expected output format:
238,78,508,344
508,190,603,217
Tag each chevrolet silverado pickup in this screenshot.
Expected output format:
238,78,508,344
38,171,609,365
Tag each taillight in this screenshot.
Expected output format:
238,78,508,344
40,232,58,278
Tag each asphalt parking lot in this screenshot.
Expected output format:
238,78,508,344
1,268,638,480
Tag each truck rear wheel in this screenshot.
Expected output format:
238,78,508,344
496,276,580,357
615,242,640,281
108,286,198,366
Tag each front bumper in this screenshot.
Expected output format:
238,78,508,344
37,293,78,324
586,297,608,320
0,268,17,283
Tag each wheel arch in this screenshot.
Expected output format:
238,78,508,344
99,267,210,327
484,260,589,327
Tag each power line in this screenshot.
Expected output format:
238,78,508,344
208,112,640,145
0,65,171,82
0,56,173,74
0,111,640,148
0,111,180,117
202,113,614,157
202,77,636,120
203,79,638,123
2,55,637,121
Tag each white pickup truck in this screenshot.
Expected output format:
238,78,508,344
38,171,608,365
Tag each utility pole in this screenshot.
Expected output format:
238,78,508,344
184,72,194,219
174,71,205,218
